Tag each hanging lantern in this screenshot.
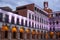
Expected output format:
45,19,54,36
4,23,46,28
12,26,17,32
2,25,8,31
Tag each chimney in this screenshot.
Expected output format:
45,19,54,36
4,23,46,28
44,1,48,8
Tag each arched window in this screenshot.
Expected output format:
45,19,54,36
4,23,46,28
26,29,30,39
4,31,8,38
32,30,36,39
45,33,48,39
56,32,59,39
20,32,23,39
2,24,8,38
0,13,3,22
49,32,54,39
12,32,16,39
40,32,43,39
36,31,39,39
20,28,24,39
32,34,35,39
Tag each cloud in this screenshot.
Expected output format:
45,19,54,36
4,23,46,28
0,0,60,11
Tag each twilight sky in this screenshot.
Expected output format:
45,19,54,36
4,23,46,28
0,0,60,11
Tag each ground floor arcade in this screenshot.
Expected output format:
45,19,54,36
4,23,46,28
0,23,60,40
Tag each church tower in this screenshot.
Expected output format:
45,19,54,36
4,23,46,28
43,1,53,18
44,1,48,9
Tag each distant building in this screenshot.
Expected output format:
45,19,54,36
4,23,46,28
49,11,60,31
0,6,12,12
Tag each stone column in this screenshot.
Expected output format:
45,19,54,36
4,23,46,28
9,30,11,40
24,32,26,40
35,34,37,40
18,32,20,40
39,34,40,40
30,33,32,40
17,29,20,40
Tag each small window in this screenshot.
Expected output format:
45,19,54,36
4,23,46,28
16,6,27,10
5,14,9,23
49,22,51,25
35,16,36,21
53,27,55,31
44,20,45,24
29,21,31,27
42,19,43,23
35,24,36,28
12,32,16,39
53,22,55,25
36,17,38,22
15,12,18,14
40,25,41,29
35,7,37,10
21,19,24,26
38,17,39,22
29,13,31,19
40,18,41,23
50,27,51,31
56,14,58,16
56,21,59,24
20,32,23,39
25,20,27,27
38,25,39,29
32,22,34,28
5,31,8,38
16,18,19,25
32,15,34,20
0,13,3,22
11,16,14,24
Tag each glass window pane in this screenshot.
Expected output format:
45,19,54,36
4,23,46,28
17,18,19,25
5,14,9,23
21,19,24,26
11,16,14,24
0,13,3,22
